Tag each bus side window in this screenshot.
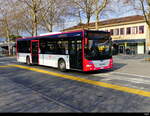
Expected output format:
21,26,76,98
63,41,69,55
70,45,75,54
56,40,68,55
40,41,46,54
44,40,56,54
18,41,30,53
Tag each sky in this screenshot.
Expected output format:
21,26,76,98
0,38,5,42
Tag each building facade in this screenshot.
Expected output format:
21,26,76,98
63,15,150,55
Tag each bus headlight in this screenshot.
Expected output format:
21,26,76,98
86,65,92,67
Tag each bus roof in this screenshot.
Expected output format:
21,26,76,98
39,32,62,36
17,30,110,41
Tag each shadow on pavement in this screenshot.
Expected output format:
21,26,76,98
21,62,127,75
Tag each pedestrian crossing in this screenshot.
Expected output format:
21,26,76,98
94,72,150,92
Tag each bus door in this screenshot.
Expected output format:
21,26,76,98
69,39,82,69
31,40,39,64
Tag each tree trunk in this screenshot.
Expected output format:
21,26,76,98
86,14,91,29
95,11,99,30
78,10,82,24
94,0,108,30
47,23,53,32
32,12,38,36
6,32,11,56
32,22,37,36
5,21,11,56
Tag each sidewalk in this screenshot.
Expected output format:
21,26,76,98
113,55,150,77
114,54,150,60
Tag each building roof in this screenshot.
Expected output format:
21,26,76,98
63,15,145,31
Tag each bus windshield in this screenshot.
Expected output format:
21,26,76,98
85,32,112,60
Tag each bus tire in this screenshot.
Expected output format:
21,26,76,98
58,59,66,72
26,56,31,65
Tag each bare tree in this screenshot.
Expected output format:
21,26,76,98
40,0,67,32
18,0,42,36
18,0,55,36
94,0,108,30
0,0,115,39
65,1,84,25
121,0,150,26
0,0,11,40
0,0,18,55
67,0,110,29
122,0,150,52
17,0,67,35
138,0,150,26
138,0,150,52
71,0,96,25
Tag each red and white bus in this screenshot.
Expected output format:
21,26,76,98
16,30,113,72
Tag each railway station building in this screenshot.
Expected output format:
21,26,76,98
63,15,150,55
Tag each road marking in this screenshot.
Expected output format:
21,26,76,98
1,64,150,97
7,64,150,98
112,72,150,79
101,74,150,84
0,65,15,68
0,57,15,59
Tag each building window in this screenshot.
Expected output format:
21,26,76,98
127,27,131,34
110,29,114,35
114,29,119,35
139,26,144,34
132,26,138,34
120,28,124,35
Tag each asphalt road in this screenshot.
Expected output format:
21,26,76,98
0,56,150,112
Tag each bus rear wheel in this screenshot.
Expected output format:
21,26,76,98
26,57,31,65
58,59,66,72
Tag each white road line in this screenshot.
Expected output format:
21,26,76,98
102,75,150,85
98,72,150,85
111,72,150,79
0,57,15,60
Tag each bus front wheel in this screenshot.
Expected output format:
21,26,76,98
58,59,66,72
